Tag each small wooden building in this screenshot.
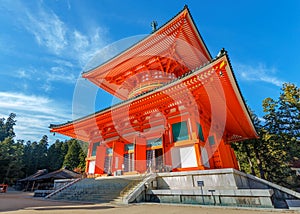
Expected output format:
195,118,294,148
18,169,80,191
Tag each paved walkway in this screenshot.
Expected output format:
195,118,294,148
0,191,299,214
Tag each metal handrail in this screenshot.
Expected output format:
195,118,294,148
45,178,81,199
123,172,157,204
119,180,140,197
119,171,154,202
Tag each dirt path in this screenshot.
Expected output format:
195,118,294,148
0,191,80,212
0,191,298,214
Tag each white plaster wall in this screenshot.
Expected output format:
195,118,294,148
88,160,95,174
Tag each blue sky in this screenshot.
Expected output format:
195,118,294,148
0,0,299,143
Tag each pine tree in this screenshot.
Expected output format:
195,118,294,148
47,140,68,171
277,83,300,187
63,139,84,170
233,83,300,189
0,137,24,184
38,135,49,169
23,141,34,176
0,113,16,142
261,83,300,188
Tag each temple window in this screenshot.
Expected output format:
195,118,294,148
172,121,189,142
125,144,134,151
147,138,162,148
208,136,216,146
197,123,205,142
91,142,100,156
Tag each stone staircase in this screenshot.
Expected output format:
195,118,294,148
48,176,143,203
112,179,143,204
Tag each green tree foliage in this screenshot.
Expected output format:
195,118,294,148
0,137,24,184
233,83,300,189
0,113,16,142
261,83,300,187
0,113,89,185
36,135,49,170
77,141,88,172
22,136,49,176
0,113,23,185
47,139,69,171
63,139,86,171
22,140,34,177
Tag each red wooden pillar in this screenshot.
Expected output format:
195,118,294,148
217,139,238,169
134,136,147,173
85,143,93,173
162,129,172,167
194,143,205,169
230,148,239,170
112,141,124,173
95,143,106,174
85,160,90,173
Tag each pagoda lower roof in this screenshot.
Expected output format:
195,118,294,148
50,52,258,143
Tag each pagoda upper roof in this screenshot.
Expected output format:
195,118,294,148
50,52,258,143
82,6,212,100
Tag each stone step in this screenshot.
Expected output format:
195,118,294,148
48,177,142,203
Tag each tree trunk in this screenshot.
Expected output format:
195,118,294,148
245,145,256,176
254,148,265,179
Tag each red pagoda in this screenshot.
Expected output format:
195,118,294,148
50,6,258,176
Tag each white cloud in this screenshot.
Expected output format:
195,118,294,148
18,2,107,66
48,66,77,83
235,63,284,87
73,31,89,51
0,92,71,142
10,66,78,93
15,68,36,79
11,1,107,91
0,1,110,142
71,27,107,67
23,7,67,55
53,59,74,68
40,83,53,93
17,69,30,79
40,65,78,92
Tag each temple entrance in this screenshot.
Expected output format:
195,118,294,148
146,148,163,172
123,153,134,172
123,144,135,172
104,156,112,174
104,148,113,174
